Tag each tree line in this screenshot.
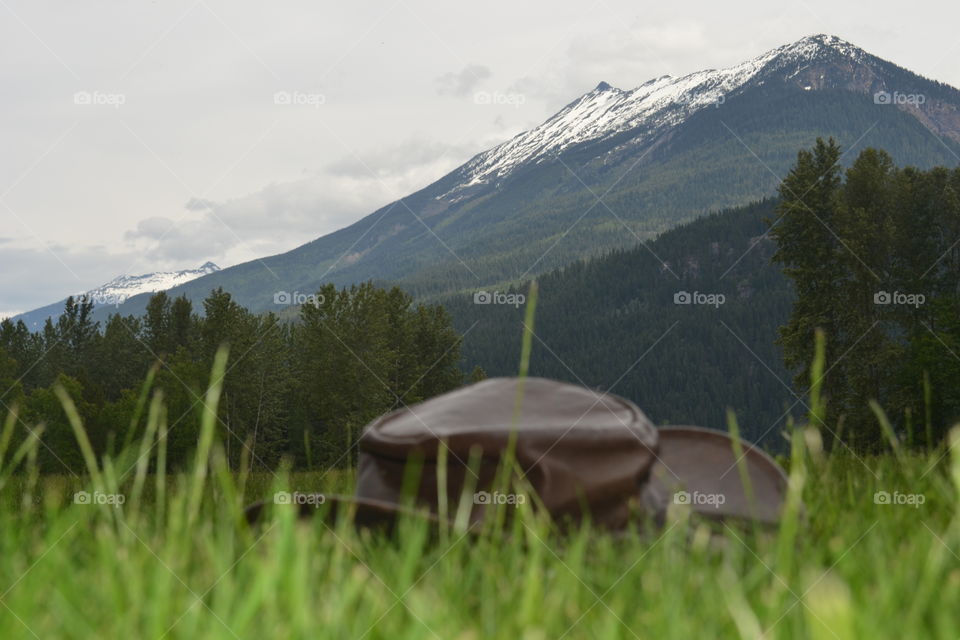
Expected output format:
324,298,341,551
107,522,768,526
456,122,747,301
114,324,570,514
3,139,955,466
772,139,960,449
442,198,798,449
0,283,472,473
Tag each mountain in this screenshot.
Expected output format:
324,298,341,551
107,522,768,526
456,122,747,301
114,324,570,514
440,36,885,201
441,198,794,447
14,262,220,330
78,34,960,319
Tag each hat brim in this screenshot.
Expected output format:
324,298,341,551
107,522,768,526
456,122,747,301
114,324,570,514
245,428,789,529
640,426,789,524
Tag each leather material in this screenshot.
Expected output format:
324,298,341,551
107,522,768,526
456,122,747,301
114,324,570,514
357,377,659,528
245,377,790,529
642,427,789,524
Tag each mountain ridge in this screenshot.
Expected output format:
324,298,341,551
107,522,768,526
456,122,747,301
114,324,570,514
17,33,960,325
440,34,883,200
12,262,220,330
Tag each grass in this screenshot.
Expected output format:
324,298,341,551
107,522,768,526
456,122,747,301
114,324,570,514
0,345,958,638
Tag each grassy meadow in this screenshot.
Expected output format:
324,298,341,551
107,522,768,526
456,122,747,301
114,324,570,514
0,350,958,639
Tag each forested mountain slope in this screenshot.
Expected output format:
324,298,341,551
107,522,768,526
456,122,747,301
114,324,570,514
81,34,960,322
443,199,795,447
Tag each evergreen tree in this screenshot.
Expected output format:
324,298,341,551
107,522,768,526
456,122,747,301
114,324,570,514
770,138,845,397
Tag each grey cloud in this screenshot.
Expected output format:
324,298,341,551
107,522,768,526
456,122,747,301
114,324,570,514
125,216,176,241
128,138,486,266
185,197,217,211
435,64,492,97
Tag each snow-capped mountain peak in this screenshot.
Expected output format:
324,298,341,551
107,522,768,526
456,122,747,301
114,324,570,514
83,262,221,306
775,34,866,63
441,34,869,200
9,262,222,330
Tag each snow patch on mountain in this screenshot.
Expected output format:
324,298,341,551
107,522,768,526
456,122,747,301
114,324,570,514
83,262,221,306
441,34,867,200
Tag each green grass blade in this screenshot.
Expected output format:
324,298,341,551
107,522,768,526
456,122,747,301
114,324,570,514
186,345,230,528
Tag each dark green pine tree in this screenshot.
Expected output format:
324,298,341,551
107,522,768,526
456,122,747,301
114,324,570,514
770,138,845,415
169,295,195,352
833,148,899,439
144,291,172,357
94,314,149,401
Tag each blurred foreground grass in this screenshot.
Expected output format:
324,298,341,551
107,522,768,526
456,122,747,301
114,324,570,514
0,347,958,639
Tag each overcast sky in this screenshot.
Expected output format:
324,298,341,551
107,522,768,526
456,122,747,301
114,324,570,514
2,0,959,317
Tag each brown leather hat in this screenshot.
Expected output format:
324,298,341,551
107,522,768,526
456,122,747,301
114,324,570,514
641,426,789,525
246,377,788,529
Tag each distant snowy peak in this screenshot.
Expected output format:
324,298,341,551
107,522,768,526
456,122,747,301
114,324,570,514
443,34,870,199
84,262,220,306
768,33,868,68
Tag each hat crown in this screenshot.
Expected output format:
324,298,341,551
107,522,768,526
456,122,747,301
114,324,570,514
356,378,659,528
362,377,657,457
